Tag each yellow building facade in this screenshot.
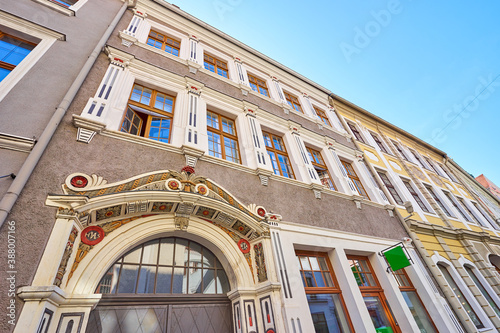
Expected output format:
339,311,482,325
330,94,500,332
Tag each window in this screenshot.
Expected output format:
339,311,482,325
147,30,180,57
203,54,228,78
297,252,353,333
391,140,408,161
347,256,400,333
472,202,495,227
438,264,485,329
464,265,500,318
341,160,369,199
120,84,175,143
392,268,438,333
248,74,269,97
457,198,481,224
439,164,458,182
206,111,240,163
443,192,471,222
306,147,336,190
96,237,230,295
425,186,453,217
263,131,294,179
371,133,388,153
314,107,331,127
409,149,427,169
402,180,431,213
284,91,303,113
424,157,441,175
0,31,36,82
346,122,364,143
377,172,404,205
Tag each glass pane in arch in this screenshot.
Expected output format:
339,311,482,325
96,237,230,295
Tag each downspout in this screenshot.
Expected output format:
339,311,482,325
0,0,131,230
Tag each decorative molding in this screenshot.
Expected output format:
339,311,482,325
181,145,205,167
76,128,96,143
254,242,268,282
53,226,78,287
0,132,36,153
32,0,75,16
352,195,363,209
72,115,107,133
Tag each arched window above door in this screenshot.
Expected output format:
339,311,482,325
96,237,230,295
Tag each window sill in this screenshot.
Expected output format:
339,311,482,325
32,0,75,16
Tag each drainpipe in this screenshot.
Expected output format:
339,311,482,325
0,1,131,230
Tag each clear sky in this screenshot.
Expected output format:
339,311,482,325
170,0,500,185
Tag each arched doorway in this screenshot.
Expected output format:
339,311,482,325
86,236,233,332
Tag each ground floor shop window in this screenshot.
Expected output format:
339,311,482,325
393,268,437,332
347,255,400,333
296,251,353,333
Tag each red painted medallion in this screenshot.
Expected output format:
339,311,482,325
81,226,104,246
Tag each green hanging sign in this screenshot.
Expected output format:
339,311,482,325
381,243,412,272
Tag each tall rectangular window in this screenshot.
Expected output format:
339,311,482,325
248,74,269,97
457,198,481,224
377,172,404,205
371,133,388,153
307,147,336,190
147,30,180,57
206,111,240,163
393,268,438,333
391,140,408,161
438,264,485,329
0,31,36,82
297,252,353,333
347,122,365,143
409,149,427,169
443,192,471,222
284,91,303,113
120,84,175,143
426,186,453,217
402,180,431,213
263,131,294,179
314,107,331,127
424,157,442,175
464,266,500,318
203,54,228,78
341,160,369,199
347,256,400,333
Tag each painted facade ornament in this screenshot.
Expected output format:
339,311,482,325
174,216,189,231
53,226,78,287
166,178,182,191
254,242,268,282
80,226,105,246
238,239,251,253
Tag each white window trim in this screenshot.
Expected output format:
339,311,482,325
458,256,500,318
0,11,65,102
432,253,494,330
31,0,88,16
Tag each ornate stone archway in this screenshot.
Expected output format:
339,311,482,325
15,167,283,333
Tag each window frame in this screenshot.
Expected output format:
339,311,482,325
423,157,442,175
203,53,228,78
341,160,370,199
377,171,404,205
443,191,472,222
306,147,336,191
284,91,303,113
402,179,431,213
248,73,269,97
391,140,408,160
0,31,37,83
296,250,355,332
146,29,181,57
463,264,500,319
347,255,401,333
262,131,295,179
425,185,453,217
120,83,175,144
346,121,365,143
314,107,331,127
206,110,241,164
409,149,428,169
370,132,388,154
456,197,481,225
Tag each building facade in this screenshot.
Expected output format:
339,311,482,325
2,1,500,333
476,175,500,201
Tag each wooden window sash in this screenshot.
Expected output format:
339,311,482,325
284,92,303,113
347,122,364,143
148,30,180,55
203,54,228,78
341,160,370,199
248,73,269,96
206,110,240,163
314,107,331,127
347,255,382,291
262,131,295,179
402,180,430,213
378,172,403,205
306,147,336,190
371,133,388,153
0,31,37,73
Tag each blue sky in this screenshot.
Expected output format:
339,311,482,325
172,0,500,185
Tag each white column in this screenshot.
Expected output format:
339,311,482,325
271,77,286,104
182,86,206,151
234,57,248,85
302,93,318,119
328,147,358,195
123,10,145,38
189,35,199,63
328,106,346,132
242,109,271,170
289,127,320,185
